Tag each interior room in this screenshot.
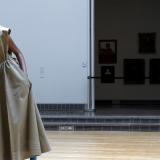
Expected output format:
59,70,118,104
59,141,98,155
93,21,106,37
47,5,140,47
94,0,160,116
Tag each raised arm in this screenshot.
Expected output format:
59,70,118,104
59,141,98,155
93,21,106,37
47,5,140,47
8,36,27,74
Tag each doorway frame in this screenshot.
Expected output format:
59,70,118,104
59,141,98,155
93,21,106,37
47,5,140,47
86,0,95,111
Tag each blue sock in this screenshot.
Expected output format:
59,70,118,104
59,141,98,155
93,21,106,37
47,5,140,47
30,156,37,160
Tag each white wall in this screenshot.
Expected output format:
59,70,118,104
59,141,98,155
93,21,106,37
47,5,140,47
95,0,160,100
0,0,90,103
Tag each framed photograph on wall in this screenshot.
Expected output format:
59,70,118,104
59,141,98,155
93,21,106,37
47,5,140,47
101,66,115,83
123,59,145,84
98,40,117,64
150,59,160,84
139,33,156,54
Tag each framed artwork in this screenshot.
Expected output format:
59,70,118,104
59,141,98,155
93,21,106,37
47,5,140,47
124,59,145,84
101,66,115,83
139,33,156,54
150,59,160,84
98,40,117,64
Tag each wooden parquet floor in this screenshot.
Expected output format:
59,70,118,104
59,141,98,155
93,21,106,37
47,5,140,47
28,131,160,160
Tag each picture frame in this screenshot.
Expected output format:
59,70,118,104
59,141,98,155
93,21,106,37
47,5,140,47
139,33,156,54
98,40,117,64
124,59,145,84
101,66,115,83
150,59,160,84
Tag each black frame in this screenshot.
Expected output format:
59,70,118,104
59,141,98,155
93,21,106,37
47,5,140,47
101,66,115,83
150,59,160,84
124,59,145,84
139,33,156,54
98,40,117,64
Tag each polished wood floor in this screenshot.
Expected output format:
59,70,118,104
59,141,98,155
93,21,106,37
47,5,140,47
28,131,160,160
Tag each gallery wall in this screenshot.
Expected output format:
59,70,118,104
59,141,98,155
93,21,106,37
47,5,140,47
95,0,160,100
0,0,90,104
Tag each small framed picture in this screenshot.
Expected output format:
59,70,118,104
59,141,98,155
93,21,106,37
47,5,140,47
101,66,115,83
124,59,145,84
150,59,160,84
98,40,117,64
139,33,156,54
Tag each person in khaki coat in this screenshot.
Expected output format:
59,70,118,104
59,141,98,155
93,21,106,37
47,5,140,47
0,26,51,160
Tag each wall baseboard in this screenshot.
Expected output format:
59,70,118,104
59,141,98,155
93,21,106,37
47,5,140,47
37,104,86,113
95,100,160,106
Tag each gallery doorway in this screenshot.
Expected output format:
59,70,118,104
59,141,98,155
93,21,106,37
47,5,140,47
89,0,160,115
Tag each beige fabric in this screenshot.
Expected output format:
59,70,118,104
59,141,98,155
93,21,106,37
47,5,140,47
0,27,51,160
